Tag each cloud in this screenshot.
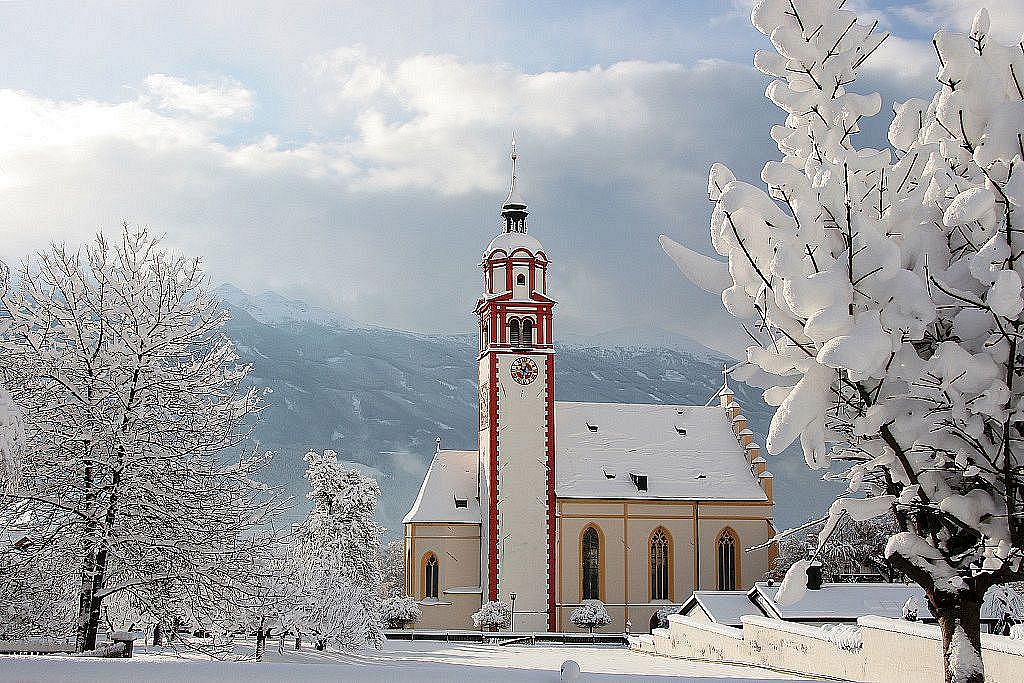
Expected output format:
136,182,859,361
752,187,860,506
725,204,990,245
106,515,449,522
0,49,780,356
141,74,255,121
893,1,1024,42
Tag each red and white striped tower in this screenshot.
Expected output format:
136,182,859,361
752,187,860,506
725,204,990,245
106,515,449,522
476,142,556,631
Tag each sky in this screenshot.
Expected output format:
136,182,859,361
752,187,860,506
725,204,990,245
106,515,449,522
0,0,1022,356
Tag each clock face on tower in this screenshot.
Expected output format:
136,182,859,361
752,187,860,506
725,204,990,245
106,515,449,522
510,356,539,385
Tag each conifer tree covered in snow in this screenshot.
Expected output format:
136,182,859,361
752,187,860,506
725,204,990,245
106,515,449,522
662,3,1024,681
0,227,285,651
471,600,510,631
290,450,384,650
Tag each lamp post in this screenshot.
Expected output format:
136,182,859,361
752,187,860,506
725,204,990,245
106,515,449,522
509,592,516,632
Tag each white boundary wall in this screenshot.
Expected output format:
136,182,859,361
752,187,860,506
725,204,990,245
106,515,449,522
629,614,1024,682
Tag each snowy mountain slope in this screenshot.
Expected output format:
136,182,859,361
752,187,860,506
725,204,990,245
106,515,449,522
214,283,353,329
219,295,842,535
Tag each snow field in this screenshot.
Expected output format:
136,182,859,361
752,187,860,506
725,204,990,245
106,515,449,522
0,639,812,682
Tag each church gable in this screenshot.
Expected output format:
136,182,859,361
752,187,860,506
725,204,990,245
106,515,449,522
403,447,480,525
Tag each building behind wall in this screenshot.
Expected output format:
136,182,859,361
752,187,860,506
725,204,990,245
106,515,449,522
402,147,776,632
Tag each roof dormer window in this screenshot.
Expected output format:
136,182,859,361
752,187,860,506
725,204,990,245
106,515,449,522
629,472,648,492
586,422,598,432
454,496,468,509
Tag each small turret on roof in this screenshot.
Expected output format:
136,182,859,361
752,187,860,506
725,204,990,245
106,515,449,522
501,139,529,233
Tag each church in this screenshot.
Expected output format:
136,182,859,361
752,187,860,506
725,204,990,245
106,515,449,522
402,147,776,633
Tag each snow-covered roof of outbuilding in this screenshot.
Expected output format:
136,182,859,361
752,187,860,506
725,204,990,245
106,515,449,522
486,231,545,257
751,582,932,622
680,591,761,627
554,402,767,501
402,449,480,524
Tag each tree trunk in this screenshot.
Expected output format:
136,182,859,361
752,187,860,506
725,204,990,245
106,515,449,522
153,622,164,646
295,632,302,650
255,616,266,661
931,591,985,683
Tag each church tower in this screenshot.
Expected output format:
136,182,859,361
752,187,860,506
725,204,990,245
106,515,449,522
476,143,556,631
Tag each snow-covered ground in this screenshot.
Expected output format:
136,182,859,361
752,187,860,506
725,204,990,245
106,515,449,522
0,639,811,682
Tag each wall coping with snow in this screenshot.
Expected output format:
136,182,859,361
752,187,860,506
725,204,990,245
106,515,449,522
857,615,938,640
740,614,833,641
666,614,744,639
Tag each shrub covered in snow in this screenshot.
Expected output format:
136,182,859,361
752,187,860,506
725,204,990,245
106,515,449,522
380,596,422,629
662,3,1024,681
570,600,612,633
1010,624,1024,640
653,606,680,630
471,600,510,630
821,624,863,651
902,597,919,622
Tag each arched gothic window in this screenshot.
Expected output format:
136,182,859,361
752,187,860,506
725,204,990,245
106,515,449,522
509,318,521,346
521,318,533,347
650,527,671,600
716,529,738,591
423,553,439,599
581,526,601,600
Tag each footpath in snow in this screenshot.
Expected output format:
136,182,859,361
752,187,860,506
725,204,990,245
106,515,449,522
0,639,812,682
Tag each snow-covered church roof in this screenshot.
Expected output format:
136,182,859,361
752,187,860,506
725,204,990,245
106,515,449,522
404,401,767,525
485,231,545,257
554,402,767,501
403,448,480,524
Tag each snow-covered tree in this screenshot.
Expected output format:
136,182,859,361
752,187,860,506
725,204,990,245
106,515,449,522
379,538,406,598
379,595,422,629
768,514,901,582
471,600,510,631
661,3,1024,681
0,227,285,651
291,450,384,650
569,600,612,634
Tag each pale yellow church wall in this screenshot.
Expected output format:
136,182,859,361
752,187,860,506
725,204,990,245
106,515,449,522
405,522,482,630
555,498,772,633
694,504,773,593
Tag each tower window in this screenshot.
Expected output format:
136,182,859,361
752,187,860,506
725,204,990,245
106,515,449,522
716,529,738,591
508,318,521,346
581,525,602,600
521,318,533,347
423,552,439,599
650,528,672,601
516,273,526,286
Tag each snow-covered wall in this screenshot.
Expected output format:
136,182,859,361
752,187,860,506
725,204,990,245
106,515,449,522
631,614,1024,683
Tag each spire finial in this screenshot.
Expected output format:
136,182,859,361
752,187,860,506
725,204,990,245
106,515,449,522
501,137,528,232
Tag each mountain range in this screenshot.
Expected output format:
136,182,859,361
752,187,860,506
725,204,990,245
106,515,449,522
216,285,844,535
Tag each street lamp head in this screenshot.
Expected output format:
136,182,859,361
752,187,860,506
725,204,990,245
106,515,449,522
510,592,517,601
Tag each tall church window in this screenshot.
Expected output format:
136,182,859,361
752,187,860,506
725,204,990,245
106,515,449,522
581,525,601,600
650,527,671,600
423,553,439,599
509,318,521,346
716,529,738,591
522,318,533,347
